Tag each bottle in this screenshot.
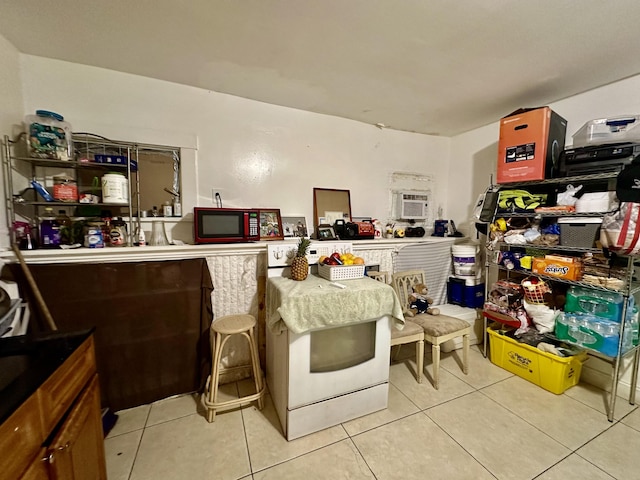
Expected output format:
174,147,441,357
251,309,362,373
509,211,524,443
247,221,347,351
173,198,182,217
163,201,173,217
101,217,112,247
136,226,146,246
56,209,72,245
151,206,159,217
14,221,38,250
40,207,60,248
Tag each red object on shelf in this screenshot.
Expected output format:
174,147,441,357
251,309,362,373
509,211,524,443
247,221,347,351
482,309,527,330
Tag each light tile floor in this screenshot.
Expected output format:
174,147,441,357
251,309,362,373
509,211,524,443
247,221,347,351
105,346,640,480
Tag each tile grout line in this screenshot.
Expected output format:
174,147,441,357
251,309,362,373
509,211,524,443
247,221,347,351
418,384,499,479
126,405,152,480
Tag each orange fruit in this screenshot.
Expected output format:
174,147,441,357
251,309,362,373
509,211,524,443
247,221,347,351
353,257,365,265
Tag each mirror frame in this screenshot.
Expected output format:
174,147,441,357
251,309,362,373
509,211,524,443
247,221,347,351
313,188,352,235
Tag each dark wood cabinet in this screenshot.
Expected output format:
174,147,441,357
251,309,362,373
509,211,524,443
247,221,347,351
0,335,107,480
46,376,106,480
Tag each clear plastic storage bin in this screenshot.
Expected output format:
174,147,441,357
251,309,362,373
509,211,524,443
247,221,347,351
572,115,640,147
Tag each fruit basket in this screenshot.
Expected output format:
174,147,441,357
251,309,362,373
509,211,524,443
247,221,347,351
318,263,365,281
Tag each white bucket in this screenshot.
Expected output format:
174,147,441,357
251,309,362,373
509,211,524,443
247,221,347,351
101,173,128,204
452,244,479,278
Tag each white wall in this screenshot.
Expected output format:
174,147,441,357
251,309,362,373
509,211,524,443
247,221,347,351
450,72,640,235
17,55,451,243
0,33,24,248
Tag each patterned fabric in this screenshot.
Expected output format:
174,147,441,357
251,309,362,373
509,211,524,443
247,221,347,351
267,275,404,334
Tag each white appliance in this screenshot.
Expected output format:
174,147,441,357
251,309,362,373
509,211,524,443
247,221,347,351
266,241,391,440
396,191,429,219
0,282,29,338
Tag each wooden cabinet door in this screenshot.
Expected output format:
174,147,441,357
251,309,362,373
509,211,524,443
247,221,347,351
20,449,49,480
47,375,107,480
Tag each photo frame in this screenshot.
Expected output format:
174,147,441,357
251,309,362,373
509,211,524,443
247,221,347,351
313,188,352,234
259,209,284,240
282,216,308,238
317,224,337,241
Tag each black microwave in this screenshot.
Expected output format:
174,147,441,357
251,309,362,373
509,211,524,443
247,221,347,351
194,208,260,244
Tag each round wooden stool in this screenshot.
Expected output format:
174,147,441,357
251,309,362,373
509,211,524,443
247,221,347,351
204,314,265,422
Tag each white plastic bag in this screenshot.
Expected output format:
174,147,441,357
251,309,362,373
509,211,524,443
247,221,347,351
557,184,583,206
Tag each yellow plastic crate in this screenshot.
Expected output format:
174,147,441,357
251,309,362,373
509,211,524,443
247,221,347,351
487,327,588,394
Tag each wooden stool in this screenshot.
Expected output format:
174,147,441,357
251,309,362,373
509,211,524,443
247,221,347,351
204,314,265,422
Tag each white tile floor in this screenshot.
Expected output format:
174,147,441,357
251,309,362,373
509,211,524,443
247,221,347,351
105,345,640,480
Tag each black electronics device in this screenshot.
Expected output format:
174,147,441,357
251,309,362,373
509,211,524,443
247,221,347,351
333,219,376,240
405,226,426,238
558,142,640,177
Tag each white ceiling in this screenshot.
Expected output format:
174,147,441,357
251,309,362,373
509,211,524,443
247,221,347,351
2,1,640,136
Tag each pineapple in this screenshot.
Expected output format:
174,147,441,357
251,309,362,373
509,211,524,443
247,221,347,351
291,237,311,281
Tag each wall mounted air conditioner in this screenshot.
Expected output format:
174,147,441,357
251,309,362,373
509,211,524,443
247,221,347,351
396,192,429,219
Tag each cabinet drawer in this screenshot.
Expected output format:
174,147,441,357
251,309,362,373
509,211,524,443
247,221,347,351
0,393,44,480
38,336,96,435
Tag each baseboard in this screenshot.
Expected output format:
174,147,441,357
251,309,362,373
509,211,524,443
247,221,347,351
581,363,640,400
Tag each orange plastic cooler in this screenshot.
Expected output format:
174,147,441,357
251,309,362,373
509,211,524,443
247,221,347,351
497,107,567,184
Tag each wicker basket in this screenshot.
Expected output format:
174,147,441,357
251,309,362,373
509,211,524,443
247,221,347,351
318,263,365,281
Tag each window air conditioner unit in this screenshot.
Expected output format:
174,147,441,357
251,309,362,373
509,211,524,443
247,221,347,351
397,192,429,219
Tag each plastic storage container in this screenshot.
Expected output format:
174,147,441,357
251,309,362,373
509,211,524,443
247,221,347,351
438,304,482,352
557,217,602,248
101,172,129,204
487,326,587,394
451,244,481,278
572,115,640,147
447,277,485,308
25,110,72,160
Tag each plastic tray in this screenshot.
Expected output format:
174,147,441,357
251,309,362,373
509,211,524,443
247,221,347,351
317,263,365,281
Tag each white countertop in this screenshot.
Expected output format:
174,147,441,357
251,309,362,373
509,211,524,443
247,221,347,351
0,236,466,264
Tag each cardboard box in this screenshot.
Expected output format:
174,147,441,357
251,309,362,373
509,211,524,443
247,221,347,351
497,107,567,183
532,256,582,281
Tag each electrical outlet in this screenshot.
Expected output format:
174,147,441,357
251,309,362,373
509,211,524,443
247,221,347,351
211,188,227,205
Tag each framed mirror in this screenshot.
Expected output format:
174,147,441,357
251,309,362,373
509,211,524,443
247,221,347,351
313,188,352,236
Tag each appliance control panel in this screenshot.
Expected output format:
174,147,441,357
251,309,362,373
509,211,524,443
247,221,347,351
267,241,353,267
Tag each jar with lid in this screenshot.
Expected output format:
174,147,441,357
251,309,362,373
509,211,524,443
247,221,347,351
163,201,173,217
101,172,129,205
24,110,72,160
53,175,78,202
109,217,128,247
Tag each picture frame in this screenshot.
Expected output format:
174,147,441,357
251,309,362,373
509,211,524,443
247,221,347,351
313,188,352,234
259,209,284,240
282,216,309,238
317,224,337,241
